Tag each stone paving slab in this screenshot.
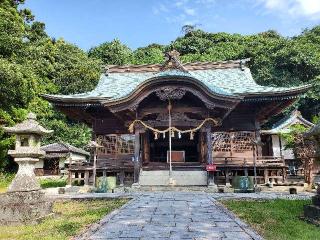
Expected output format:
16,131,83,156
76,192,263,240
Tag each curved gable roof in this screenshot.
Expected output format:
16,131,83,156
262,110,314,134
42,59,311,104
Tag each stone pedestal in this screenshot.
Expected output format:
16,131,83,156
7,158,41,192
0,191,53,225
304,184,320,224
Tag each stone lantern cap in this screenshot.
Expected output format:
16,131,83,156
3,112,53,135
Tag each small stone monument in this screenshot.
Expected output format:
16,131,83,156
303,123,320,224
0,112,53,225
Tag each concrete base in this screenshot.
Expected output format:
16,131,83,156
139,170,207,186
0,190,53,225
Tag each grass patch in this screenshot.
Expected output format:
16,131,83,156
222,199,320,240
39,178,67,188
0,173,15,193
0,198,129,240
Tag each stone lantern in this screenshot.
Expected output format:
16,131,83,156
0,112,53,225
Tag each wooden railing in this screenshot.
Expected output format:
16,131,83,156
213,156,285,167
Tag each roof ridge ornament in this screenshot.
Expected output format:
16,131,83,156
160,50,188,72
240,59,246,71
27,112,37,120
103,65,109,76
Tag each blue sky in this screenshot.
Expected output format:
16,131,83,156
24,0,320,50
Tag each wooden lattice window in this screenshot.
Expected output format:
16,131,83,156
96,134,135,155
212,132,231,152
231,132,254,152
212,131,255,153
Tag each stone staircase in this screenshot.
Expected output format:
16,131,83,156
139,170,207,186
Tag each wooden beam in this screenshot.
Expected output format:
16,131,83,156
139,106,207,118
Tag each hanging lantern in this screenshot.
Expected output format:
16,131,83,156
154,132,158,140
163,132,166,139
171,129,175,138
190,131,194,140
178,131,181,139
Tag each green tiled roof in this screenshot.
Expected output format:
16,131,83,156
262,110,314,134
44,66,310,102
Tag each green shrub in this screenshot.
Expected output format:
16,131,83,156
39,178,67,188
0,173,15,191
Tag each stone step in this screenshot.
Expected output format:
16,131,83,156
139,170,207,186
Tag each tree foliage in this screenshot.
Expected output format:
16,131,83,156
88,39,132,65
0,0,100,171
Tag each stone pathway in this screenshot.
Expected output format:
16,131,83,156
78,192,263,240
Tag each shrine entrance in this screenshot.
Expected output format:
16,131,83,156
149,130,199,163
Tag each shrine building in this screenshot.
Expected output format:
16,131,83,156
43,51,311,187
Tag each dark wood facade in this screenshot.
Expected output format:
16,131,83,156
43,52,311,186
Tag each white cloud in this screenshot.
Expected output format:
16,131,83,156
152,3,170,15
258,0,320,20
175,0,188,7
184,8,196,16
152,0,217,26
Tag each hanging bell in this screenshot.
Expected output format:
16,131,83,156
190,131,194,140
163,132,166,139
154,132,158,140
178,131,181,139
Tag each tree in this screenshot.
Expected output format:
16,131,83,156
132,44,165,64
282,124,316,184
0,1,101,171
181,24,199,35
88,39,132,65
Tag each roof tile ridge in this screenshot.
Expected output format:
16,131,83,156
59,142,71,152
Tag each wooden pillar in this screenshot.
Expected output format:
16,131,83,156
225,169,231,187
254,120,262,157
69,171,74,186
244,168,248,177
134,127,141,184
206,126,213,165
282,167,286,183
143,131,150,164
279,135,283,158
68,153,72,186
206,125,215,186
199,132,206,164
119,170,125,186
264,168,269,184
84,170,89,186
